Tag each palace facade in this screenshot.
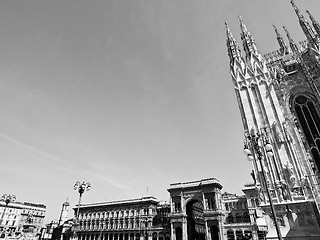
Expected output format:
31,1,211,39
74,196,170,240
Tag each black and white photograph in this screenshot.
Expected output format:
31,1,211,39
0,1,320,239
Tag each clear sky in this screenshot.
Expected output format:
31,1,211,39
0,0,319,223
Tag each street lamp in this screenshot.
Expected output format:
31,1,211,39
0,194,16,232
243,129,283,240
73,181,91,222
72,182,90,240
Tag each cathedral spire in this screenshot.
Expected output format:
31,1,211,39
273,24,289,55
238,16,258,60
306,10,320,37
283,26,299,55
225,22,242,64
290,0,319,48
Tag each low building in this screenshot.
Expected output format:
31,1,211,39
222,187,268,240
0,200,46,239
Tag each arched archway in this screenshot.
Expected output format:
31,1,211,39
135,233,140,240
175,227,182,240
235,230,243,240
152,232,157,240
159,233,164,240
210,225,219,240
129,233,134,240
227,230,235,240
186,200,205,240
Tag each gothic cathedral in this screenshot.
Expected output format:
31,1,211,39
226,0,320,239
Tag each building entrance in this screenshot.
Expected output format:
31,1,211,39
186,200,205,240
168,178,224,240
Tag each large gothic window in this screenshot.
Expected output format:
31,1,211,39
293,94,320,171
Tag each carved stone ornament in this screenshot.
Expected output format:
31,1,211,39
272,121,284,144
282,120,293,142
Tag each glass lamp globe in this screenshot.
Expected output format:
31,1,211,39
247,154,254,161
243,148,251,156
266,150,274,157
265,143,273,151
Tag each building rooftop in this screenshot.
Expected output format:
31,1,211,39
76,196,159,209
168,177,222,190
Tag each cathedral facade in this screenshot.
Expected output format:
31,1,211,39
226,0,320,239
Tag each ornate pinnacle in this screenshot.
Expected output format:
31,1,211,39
291,0,318,47
225,21,242,64
273,24,289,55
306,10,320,37
238,16,258,59
291,0,303,20
283,26,299,54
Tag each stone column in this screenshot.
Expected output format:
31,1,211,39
170,197,174,213
214,189,221,210
218,217,224,240
182,217,187,240
170,223,175,240
205,220,210,240
202,193,207,211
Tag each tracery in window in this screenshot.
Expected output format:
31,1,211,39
293,94,320,172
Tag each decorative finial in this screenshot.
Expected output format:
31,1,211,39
283,26,299,54
306,10,320,37
291,0,303,19
225,22,231,35
238,16,244,28
290,1,318,46
239,16,248,34
273,24,289,55
225,21,242,62
238,16,259,58
273,24,279,34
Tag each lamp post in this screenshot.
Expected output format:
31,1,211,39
0,194,16,233
73,181,91,222
243,129,283,240
72,181,90,240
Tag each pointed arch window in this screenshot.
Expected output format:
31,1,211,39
293,94,320,171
